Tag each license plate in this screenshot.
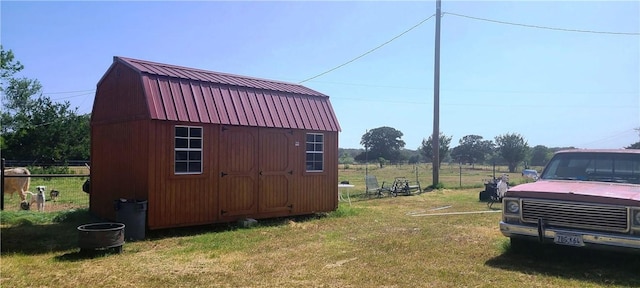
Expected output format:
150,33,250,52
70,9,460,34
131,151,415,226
554,233,584,247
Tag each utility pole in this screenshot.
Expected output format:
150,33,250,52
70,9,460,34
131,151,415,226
432,0,441,187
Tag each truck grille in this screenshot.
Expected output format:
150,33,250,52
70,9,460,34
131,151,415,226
521,199,629,233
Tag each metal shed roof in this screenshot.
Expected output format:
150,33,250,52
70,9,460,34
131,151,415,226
114,56,341,132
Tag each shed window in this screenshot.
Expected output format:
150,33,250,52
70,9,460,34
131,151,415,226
175,126,202,174
306,133,324,172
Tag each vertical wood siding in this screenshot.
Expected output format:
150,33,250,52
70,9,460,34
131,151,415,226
92,63,148,124
219,126,258,217
90,120,150,220
92,120,338,229
258,129,294,213
293,130,339,213
146,122,220,229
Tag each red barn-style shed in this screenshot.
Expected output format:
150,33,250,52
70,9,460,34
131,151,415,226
90,56,341,230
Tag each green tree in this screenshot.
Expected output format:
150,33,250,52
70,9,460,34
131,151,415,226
529,145,552,166
0,46,29,151
0,45,24,81
402,149,422,164
377,157,389,168
338,152,354,165
449,134,493,166
355,126,405,165
338,148,363,159
626,142,640,149
419,132,452,168
450,146,465,164
495,133,529,172
1,47,90,162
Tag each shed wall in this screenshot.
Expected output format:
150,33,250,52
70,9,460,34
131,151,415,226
293,130,339,213
92,62,148,124
144,122,338,229
146,121,220,229
90,120,150,220
92,121,338,229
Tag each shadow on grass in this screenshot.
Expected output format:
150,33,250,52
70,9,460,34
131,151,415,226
3,208,334,258
55,247,124,262
2,222,80,254
486,243,640,287
144,213,330,240
2,205,332,249
1,209,100,255
346,191,422,202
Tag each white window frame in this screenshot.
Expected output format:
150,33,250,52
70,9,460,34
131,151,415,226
306,133,324,172
174,125,203,175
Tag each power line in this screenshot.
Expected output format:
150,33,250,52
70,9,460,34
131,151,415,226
577,128,637,147
44,89,95,94
444,12,640,36
333,96,634,109
310,80,429,90
299,10,636,84
309,80,638,95
48,91,94,101
298,14,436,84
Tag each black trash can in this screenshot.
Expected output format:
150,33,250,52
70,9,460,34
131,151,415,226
114,199,147,241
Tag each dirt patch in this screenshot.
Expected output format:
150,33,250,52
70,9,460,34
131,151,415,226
2,201,87,212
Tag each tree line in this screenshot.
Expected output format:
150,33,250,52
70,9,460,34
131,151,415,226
1,46,90,165
339,126,640,173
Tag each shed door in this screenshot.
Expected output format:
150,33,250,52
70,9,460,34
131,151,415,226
219,126,258,217
259,129,293,213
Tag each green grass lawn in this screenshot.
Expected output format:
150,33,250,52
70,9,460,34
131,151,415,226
2,176,89,212
1,165,638,287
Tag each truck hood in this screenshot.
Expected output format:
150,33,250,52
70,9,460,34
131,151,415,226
506,180,640,204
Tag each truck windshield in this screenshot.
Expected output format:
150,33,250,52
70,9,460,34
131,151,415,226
540,152,640,184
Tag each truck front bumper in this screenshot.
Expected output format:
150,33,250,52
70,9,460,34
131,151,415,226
500,221,640,250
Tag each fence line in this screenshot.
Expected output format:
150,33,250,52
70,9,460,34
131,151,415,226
4,174,90,178
2,158,90,211
3,159,90,167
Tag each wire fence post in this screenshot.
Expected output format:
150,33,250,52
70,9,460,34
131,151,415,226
459,163,462,188
1,158,5,210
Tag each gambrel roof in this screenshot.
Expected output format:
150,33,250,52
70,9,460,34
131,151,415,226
94,56,340,132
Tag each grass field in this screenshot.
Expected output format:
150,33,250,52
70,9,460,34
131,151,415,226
339,163,537,193
1,165,638,287
2,176,89,212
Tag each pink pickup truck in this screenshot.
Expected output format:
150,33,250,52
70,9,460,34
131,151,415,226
500,149,640,252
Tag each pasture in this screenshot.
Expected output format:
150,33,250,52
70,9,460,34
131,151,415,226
2,174,89,212
1,165,638,287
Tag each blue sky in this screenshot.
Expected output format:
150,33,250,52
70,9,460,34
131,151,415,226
2,1,639,150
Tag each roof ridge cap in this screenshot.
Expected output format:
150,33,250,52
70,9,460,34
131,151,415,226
114,56,304,88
